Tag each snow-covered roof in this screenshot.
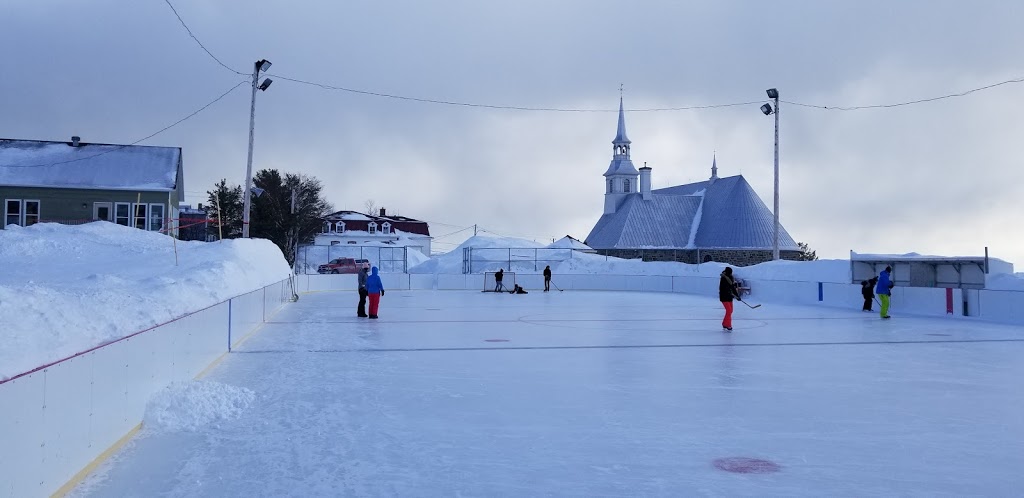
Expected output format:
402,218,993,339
0,139,182,191
586,175,800,250
547,236,592,250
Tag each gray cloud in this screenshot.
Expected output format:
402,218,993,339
3,0,1023,264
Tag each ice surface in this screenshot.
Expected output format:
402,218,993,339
72,290,1024,496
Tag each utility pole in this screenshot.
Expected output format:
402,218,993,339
242,59,273,238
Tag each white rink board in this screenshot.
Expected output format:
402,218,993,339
0,279,289,498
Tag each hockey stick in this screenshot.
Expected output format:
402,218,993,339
550,281,563,292
737,299,761,309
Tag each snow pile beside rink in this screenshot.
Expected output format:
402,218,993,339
986,273,1024,291
409,235,544,274
0,222,291,380
143,380,256,432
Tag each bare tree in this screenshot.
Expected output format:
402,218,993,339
364,199,376,216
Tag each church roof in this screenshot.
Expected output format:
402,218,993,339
586,175,800,250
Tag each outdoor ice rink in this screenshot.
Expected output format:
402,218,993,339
74,289,1024,497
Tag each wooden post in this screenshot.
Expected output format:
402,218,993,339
216,193,224,240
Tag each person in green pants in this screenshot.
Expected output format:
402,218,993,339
875,266,894,319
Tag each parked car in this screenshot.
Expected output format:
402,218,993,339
355,259,371,270
318,258,360,274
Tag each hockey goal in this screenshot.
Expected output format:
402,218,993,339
483,271,516,292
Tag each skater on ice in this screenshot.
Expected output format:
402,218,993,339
366,266,385,319
876,266,894,319
357,266,369,318
494,268,505,292
861,277,877,312
719,267,741,331
543,265,552,292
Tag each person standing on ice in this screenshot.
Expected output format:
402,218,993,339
543,265,552,292
494,268,504,292
366,266,385,319
719,267,740,331
875,266,894,319
861,277,877,312
357,266,369,318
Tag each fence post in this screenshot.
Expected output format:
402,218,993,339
227,298,233,352
508,248,511,273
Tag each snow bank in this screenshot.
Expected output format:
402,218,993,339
143,380,256,432
410,234,545,274
985,273,1024,292
0,222,291,380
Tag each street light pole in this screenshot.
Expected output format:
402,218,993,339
242,59,273,238
770,91,778,260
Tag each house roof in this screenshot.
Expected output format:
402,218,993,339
586,174,800,250
547,235,593,250
0,139,182,191
323,210,430,235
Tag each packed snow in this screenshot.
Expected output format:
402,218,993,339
143,380,256,432
0,222,291,380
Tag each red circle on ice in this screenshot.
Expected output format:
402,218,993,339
712,457,781,474
484,339,509,342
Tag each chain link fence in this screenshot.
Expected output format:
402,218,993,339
461,247,597,274
296,244,409,274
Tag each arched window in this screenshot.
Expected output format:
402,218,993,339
624,179,631,192
382,222,391,234
368,222,377,234
336,221,345,233
703,254,713,263
607,179,613,193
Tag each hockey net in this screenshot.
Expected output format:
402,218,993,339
483,271,516,292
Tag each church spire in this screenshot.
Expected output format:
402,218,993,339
711,153,718,179
612,89,631,158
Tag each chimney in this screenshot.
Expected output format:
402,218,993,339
71,136,80,147
379,207,386,217
639,162,652,201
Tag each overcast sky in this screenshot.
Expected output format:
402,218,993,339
3,0,1023,265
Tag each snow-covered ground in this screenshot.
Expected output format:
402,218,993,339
0,222,290,380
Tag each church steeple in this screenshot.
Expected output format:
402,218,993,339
711,153,719,179
613,96,630,156
603,93,640,215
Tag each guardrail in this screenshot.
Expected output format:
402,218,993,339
0,278,291,498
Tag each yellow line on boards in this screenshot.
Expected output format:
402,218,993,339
50,423,142,498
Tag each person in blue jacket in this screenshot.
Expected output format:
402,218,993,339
366,266,385,319
875,266,894,319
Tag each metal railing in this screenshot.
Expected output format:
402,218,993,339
296,244,409,274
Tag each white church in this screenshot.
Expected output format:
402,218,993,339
584,98,801,266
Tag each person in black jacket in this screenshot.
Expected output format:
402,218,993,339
719,267,740,331
861,277,877,312
494,269,505,292
543,265,552,292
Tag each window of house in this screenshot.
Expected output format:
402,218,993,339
115,203,131,226
322,221,331,233
5,199,22,227
134,204,148,230
381,222,391,234
368,222,377,234
149,204,165,232
3,200,40,227
94,202,112,222
336,221,344,233
624,179,631,192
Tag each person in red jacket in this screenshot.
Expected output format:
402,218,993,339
719,267,740,331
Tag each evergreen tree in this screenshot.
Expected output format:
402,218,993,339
797,242,818,261
250,169,333,265
206,179,244,239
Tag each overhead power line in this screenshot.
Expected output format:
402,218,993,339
269,74,761,112
784,76,1024,111
162,0,246,75
2,80,248,168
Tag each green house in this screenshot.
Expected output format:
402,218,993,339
0,137,184,235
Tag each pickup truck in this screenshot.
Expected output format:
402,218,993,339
318,258,360,274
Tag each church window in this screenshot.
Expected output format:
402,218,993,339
607,179,613,193
624,179,631,192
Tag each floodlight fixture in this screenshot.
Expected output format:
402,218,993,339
258,78,273,91
257,59,272,73
760,103,774,115
766,88,779,99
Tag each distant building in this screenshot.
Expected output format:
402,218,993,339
317,208,432,255
584,99,801,266
178,204,212,241
0,137,184,235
